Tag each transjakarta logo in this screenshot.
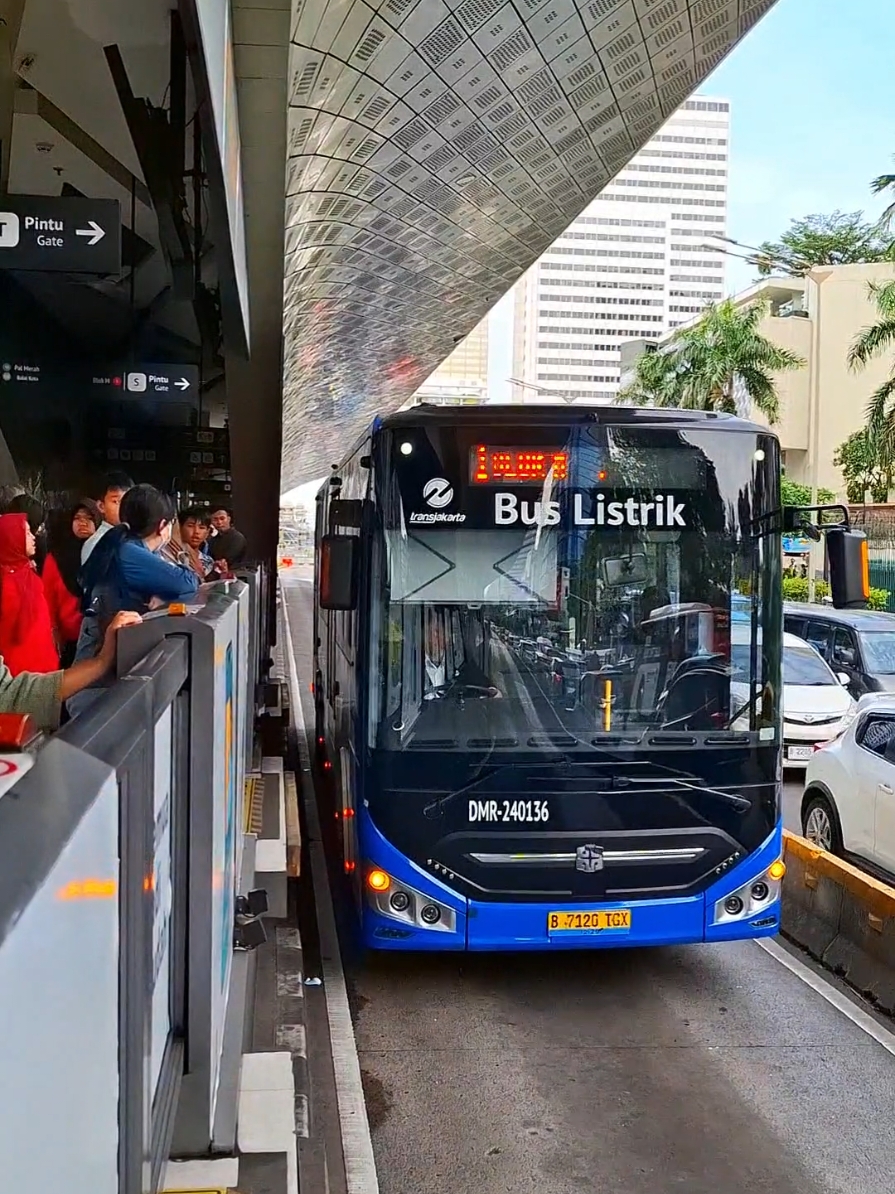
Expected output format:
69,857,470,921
424,478,453,508
494,493,687,528
409,477,467,524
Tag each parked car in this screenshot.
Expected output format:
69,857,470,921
783,603,895,699
731,630,856,768
802,693,895,874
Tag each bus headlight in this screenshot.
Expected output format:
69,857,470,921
712,860,783,925
365,868,456,933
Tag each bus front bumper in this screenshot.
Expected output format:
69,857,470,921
362,825,782,952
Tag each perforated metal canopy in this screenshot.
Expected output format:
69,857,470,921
281,0,777,487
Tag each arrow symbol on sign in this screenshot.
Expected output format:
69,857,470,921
75,221,105,246
175,378,190,391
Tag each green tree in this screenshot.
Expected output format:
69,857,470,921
618,300,805,423
779,473,835,507
872,161,895,234
754,211,893,276
615,345,682,407
833,428,891,503
848,278,895,452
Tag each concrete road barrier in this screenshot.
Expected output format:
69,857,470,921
781,829,895,1015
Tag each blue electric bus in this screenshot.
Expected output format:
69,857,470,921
312,404,866,951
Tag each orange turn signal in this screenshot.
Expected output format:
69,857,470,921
168,603,187,616
367,869,391,893
768,859,786,882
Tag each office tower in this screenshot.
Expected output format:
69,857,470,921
512,96,730,404
413,316,489,404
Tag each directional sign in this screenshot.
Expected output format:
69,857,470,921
124,364,199,396
90,363,200,398
0,195,121,274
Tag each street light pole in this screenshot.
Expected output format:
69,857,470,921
507,377,575,404
805,268,832,603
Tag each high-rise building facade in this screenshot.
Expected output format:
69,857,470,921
413,316,489,404
512,96,730,404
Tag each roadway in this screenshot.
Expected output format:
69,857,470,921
283,573,894,1194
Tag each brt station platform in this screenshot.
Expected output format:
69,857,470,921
0,568,311,1194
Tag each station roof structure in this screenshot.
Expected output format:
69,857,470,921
0,0,779,498
280,0,777,485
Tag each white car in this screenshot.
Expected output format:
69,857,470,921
802,693,895,871
731,630,856,768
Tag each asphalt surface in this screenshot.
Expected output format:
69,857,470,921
284,574,895,1194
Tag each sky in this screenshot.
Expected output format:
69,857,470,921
283,0,894,509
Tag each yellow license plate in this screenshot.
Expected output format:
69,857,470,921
547,909,632,932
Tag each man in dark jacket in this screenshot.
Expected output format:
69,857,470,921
209,507,247,567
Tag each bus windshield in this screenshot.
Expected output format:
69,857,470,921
370,420,780,752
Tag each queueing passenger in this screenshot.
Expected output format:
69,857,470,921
162,507,233,580
6,493,48,574
209,506,247,567
81,470,134,564
178,507,217,578
0,512,59,676
43,498,100,667
0,610,141,732
67,484,199,717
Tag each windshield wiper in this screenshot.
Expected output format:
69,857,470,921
664,777,751,813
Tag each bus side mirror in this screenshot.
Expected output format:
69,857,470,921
826,528,869,609
319,534,358,611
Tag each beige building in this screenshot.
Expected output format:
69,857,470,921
413,316,489,404
624,263,895,497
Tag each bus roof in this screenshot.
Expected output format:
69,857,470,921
374,403,770,437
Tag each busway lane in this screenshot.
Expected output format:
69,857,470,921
282,574,895,1194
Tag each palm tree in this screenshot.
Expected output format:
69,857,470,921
617,299,805,424
872,161,895,234
616,345,682,407
848,278,895,455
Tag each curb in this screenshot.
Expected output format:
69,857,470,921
781,829,895,1015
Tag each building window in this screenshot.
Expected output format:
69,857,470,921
621,164,728,177
651,134,728,146
596,194,726,207
669,259,725,268
611,178,727,192
636,149,728,162
572,216,666,228
536,373,620,383
681,100,730,112
669,274,727,283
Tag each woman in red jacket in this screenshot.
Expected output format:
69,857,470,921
43,499,99,666
0,512,59,676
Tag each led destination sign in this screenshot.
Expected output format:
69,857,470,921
470,445,570,484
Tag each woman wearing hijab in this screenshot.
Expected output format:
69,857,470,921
43,499,99,667
5,493,48,574
0,512,59,676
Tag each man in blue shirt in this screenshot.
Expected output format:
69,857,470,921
68,485,198,717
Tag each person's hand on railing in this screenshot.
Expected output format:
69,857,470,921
58,611,143,703
98,611,143,669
